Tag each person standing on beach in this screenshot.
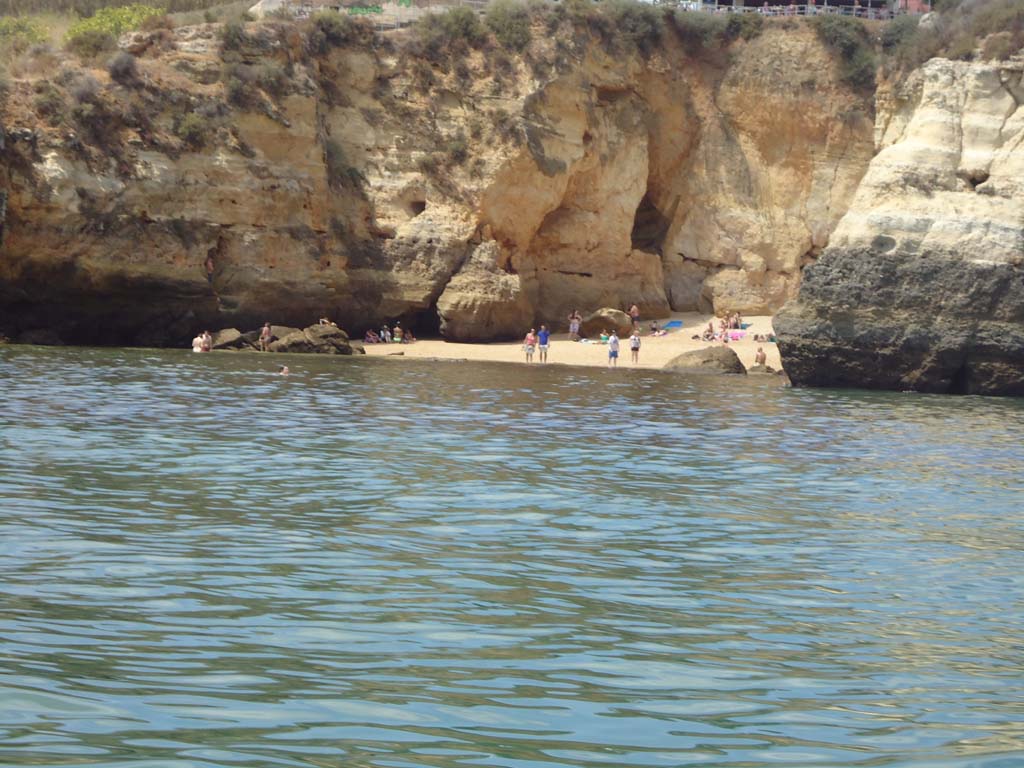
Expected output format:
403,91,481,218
524,328,537,363
537,324,550,363
629,329,641,364
629,304,640,330
568,310,581,341
259,322,273,352
607,331,620,368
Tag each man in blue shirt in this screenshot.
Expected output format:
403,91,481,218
537,324,551,363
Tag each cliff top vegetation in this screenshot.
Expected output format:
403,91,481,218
880,0,1024,71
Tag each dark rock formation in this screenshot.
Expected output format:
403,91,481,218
775,247,1024,396
664,346,746,375
268,324,357,355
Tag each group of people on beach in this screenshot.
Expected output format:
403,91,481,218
525,304,648,367
364,322,417,345
699,312,745,343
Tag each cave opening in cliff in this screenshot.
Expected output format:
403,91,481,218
950,360,971,395
631,192,670,253
410,306,442,338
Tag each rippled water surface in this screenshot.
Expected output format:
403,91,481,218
2,346,1024,768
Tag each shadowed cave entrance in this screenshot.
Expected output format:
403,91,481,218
630,192,670,253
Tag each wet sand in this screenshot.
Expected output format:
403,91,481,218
363,313,781,371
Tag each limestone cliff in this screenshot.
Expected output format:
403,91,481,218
0,17,872,345
776,58,1024,396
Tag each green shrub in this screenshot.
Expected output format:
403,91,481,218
219,20,248,51
417,152,439,175
0,67,9,107
66,4,164,45
71,91,123,149
415,6,485,60
306,11,375,56
324,137,363,190
140,12,175,30
725,11,763,42
670,10,727,52
809,14,875,92
445,130,468,165
224,77,257,107
33,81,65,124
66,28,116,57
982,31,1015,61
606,0,664,55
69,73,100,104
108,51,139,83
256,61,288,98
0,16,47,54
175,111,211,148
486,0,532,52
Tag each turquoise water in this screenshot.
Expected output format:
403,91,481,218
2,346,1023,768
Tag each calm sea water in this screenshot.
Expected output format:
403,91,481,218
2,346,1024,768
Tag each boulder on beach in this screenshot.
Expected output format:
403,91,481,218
746,363,778,375
664,346,746,375
211,328,244,349
580,308,633,338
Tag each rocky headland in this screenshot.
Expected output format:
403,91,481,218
776,56,1024,396
0,3,1022,394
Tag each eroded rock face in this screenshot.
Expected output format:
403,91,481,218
0,22,872,345
777,59,1024,396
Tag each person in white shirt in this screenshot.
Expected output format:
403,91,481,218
607,331,620,368
629,330,641,364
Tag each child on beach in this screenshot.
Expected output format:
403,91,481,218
607,331,620,367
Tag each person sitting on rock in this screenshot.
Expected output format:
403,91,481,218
319,317,338,327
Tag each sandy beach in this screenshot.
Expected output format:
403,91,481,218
363,312,781,371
